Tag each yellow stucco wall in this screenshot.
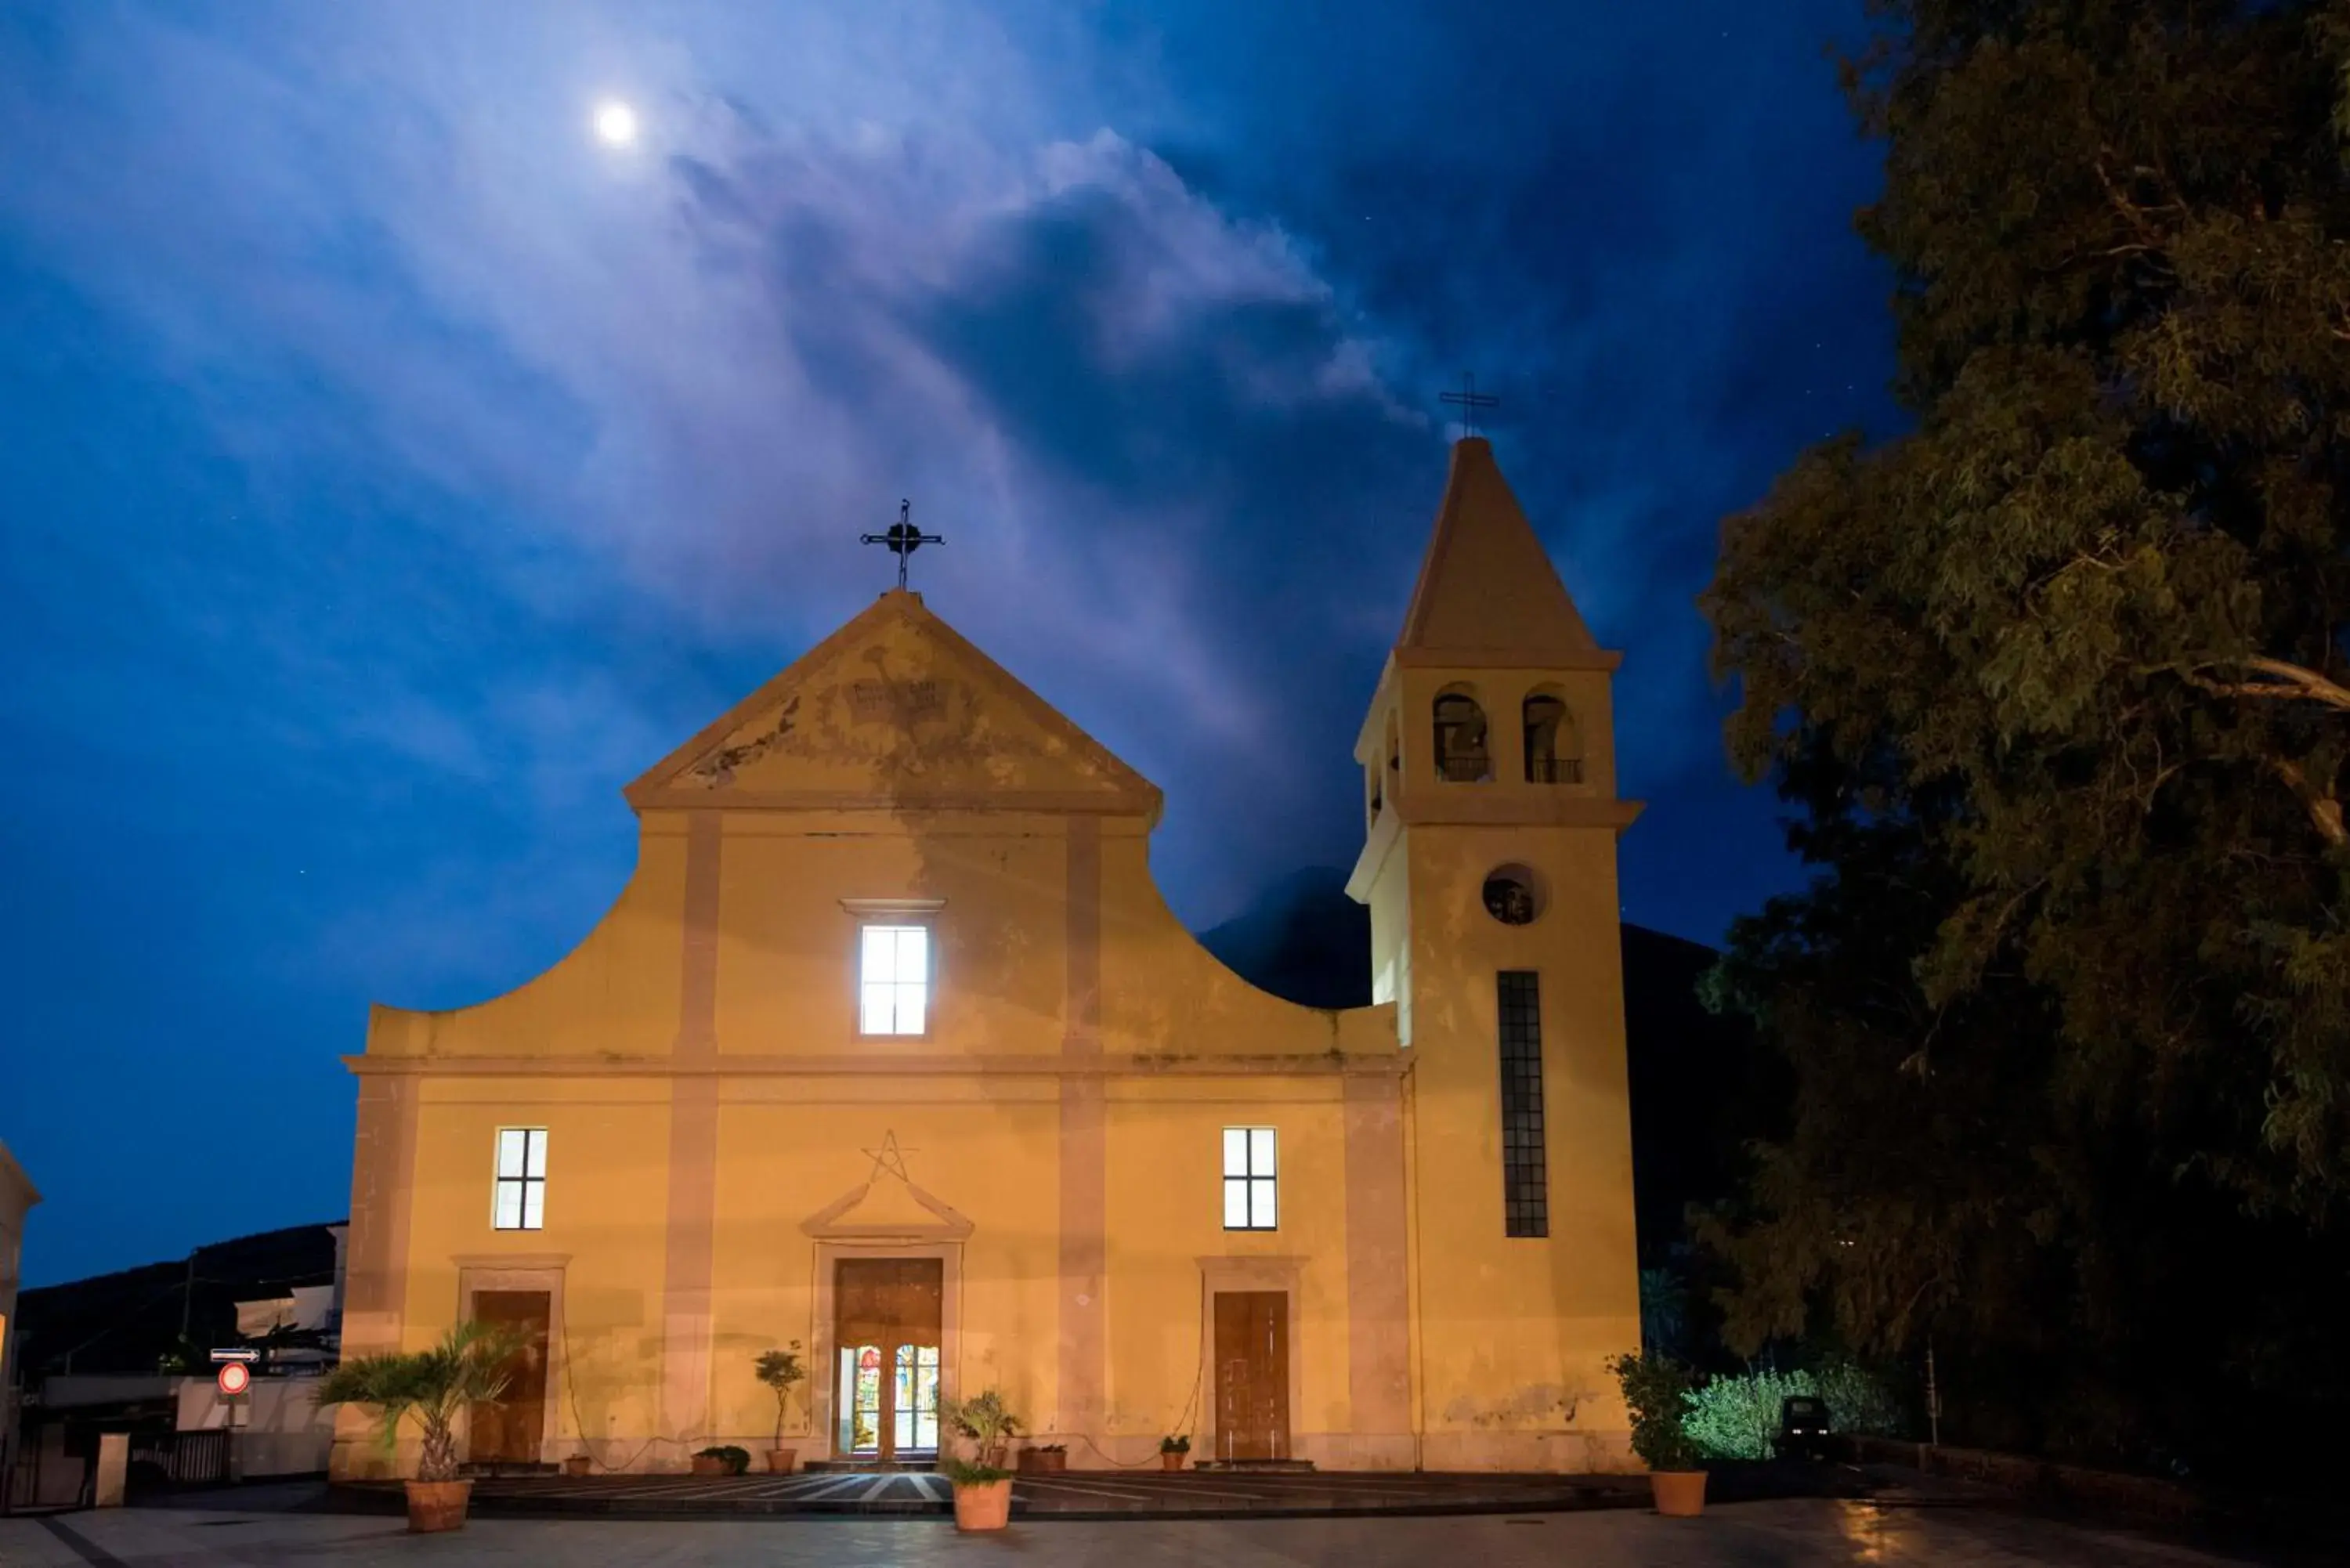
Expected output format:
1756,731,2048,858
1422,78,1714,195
1104,1082,1353,1439
366,818,691,1061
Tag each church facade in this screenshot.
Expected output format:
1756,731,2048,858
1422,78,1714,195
333,436,1643,1477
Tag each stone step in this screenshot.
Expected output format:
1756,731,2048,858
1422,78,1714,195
798,1458,941,1474
1193,1458,1318,1473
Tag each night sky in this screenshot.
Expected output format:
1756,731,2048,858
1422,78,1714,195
0,1,1897,1284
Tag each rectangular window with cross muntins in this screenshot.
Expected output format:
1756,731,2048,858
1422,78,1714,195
492,1128,547,1231
1222,1127,1278,1230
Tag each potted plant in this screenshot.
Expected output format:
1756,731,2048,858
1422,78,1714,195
692,1444,750,1476
316,1319,531,1534
1017,1442,1067,1473
1159,1434,1191,1472
938,1389,1020,1530
562,1451,593,1478
1607,1350,1708,1516
753,1343,806,1475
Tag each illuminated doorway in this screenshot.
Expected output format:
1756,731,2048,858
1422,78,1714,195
833,1257,943,1463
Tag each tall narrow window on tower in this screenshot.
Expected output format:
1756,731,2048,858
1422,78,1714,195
1495,972,1549,1237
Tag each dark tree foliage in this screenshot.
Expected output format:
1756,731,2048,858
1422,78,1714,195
1700,1,2350,1478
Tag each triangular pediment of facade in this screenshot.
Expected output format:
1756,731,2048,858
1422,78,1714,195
1394,438,1619,670
626,591,1162,818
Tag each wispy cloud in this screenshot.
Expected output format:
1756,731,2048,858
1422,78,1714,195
0,0,1895,1279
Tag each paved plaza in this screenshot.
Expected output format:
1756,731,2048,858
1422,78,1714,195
0,1483,2302,1568
327,1464,1661,1519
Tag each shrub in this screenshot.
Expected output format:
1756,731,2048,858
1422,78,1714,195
753,1344,806,1449
1683,1368,1813,1461
1813,1357,1906,1437
1679,1360,1910,1459
1607,1350,1703,1471
938,1389,1021,1486
695,1444,751,1476
316,1320,533,1483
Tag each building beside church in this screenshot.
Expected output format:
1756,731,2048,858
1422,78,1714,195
1,1139,38,1503
333,435,1643,1477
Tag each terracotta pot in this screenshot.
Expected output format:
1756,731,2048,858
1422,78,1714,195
765,1449,797,1476
404,1479,472,1534
562,1455,592,1478
953,1477,1013,1531
1161,1451,1185,1471
690,1456,725,1476
1650,1470,1708,1517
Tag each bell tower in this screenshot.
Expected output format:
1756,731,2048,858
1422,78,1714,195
1347,435,1643,1467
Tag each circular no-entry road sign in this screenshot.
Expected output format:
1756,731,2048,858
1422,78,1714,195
217,1361,251,1396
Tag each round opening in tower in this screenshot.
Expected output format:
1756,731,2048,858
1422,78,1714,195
1481,865,1545,926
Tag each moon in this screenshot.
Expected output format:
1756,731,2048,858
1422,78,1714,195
593,99,638,146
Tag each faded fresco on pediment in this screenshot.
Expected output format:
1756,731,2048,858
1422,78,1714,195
678,620,1123,798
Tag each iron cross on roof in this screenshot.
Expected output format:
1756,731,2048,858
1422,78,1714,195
860,500,944,591
1440,372,1499,438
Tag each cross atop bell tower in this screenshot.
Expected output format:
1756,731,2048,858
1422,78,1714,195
1438,372,1499,439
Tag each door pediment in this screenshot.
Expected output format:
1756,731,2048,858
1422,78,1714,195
801,1136,972,1241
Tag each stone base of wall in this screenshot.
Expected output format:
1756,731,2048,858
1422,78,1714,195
1065,1432,1421,1471
327,1437,409,1481
1419,1428,1637,1474
1296,1433,1420,1472
333,1426,1638,1478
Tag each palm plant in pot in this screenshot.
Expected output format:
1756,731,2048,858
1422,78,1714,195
753,1343,805,1474
316,1320,531,1533
1607,1349,1707,1516
937,1388,1020,1531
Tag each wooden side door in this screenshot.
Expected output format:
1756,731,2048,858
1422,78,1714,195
468,1290,551,1465
1213,1290,1289,1461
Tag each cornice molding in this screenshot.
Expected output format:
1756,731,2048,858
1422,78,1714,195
839,898,946,917
1391,645,1623,673
344,1051,1408,1081
627,786,1159,817
1390,791,1643,833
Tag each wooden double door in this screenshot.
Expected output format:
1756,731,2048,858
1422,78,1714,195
1213,1290,1291,1461
835,1258,944,1463
467,1289,551,1466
